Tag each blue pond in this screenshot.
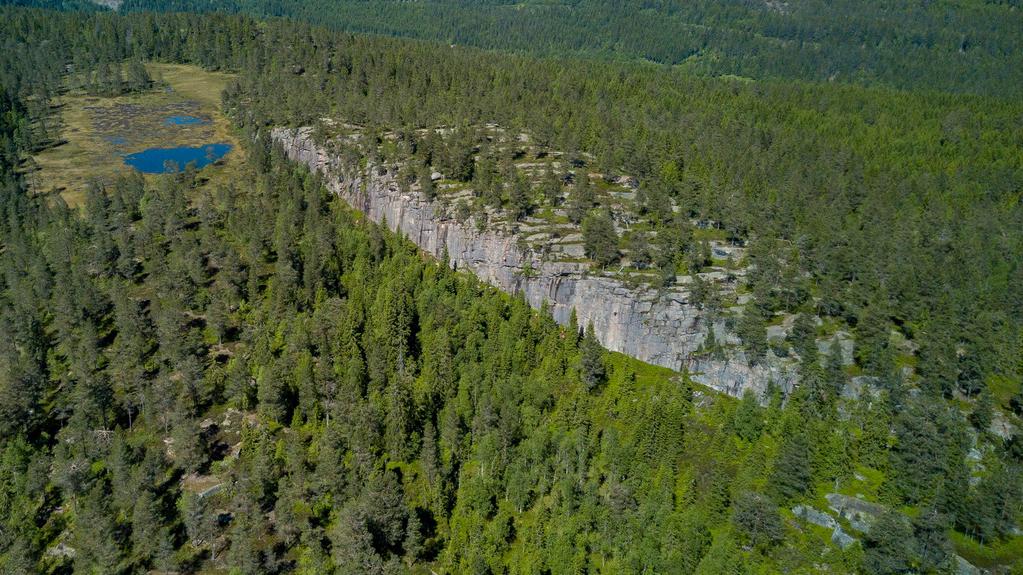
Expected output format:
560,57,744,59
124,143,232,174
164,115,209,126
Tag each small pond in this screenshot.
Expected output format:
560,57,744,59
164,115,209,126
124,143,232,174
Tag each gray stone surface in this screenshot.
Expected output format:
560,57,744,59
817,331,854,365
831,526,858,550
199,483,225,499
792,505,838,530
825,493,885,533
844,376,882,400
273,127,798,397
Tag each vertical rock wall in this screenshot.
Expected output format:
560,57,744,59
272,127,798,397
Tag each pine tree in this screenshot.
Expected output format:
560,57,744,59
731,491,784,550
582,210,619,267
863,512,915,575
418,164,436,200
958,463,1023,542
913,507,953,573
736,303,768,363
125,59,152,92
733,390,763,442
769,433,812,503
580,323,605,391
888,398,962,505
693,534,747,575
969,390,993,432
566,172,594,224
541,163,562,205
856,304,893,375
508,173,532,220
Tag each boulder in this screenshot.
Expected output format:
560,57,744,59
826,493,885,533
792,505,838,530
817,331,854,365
831,526,858,550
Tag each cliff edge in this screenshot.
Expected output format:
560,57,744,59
272,126,799,397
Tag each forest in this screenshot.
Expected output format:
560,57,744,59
42,0,1023,96
0,5,1021,575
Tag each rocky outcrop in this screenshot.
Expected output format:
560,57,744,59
826,493,885,534
792,504,838,530
272,126,798,397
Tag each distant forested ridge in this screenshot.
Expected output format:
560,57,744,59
65,0,1023,96
1,6,1022,574
10,7,1016,397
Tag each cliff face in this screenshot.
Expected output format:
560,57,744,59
272,127,798,397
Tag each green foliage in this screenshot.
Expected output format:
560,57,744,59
735,305,768,364
863,511,916,575
100,0,1023,96
769,432,812,504
970,391,994,432
731,491,784,550
0,6,1020,575
864,508,957,574
580,322,606,391
581,209,619,268
958,463,1023,544
732,390,764,443
887,397,967,507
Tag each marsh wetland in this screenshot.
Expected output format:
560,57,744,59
28,63,240,204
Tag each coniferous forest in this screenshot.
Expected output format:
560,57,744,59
0,5,1022,575
119,0,1023,96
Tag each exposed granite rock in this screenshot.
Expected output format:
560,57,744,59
991,412,1018,440
826,493,885,533
198,483,224,499
831,526,858,550
844,376,882,400
818,331,855,365
272,127,799,397
792,504,838,530
790,503,861,550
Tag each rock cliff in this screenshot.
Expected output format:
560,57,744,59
272,126,798,397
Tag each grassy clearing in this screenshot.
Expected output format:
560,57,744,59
987,374,1021,410
951,531,1023,571
693,227,728,242
29,63,242,206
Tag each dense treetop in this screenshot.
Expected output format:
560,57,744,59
14,7,1016,393
0,6,1021,574
110,0,1023,96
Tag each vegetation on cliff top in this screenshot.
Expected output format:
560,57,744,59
0,6,1020,574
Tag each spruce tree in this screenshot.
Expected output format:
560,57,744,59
769,432,812,504
580,323,605,391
